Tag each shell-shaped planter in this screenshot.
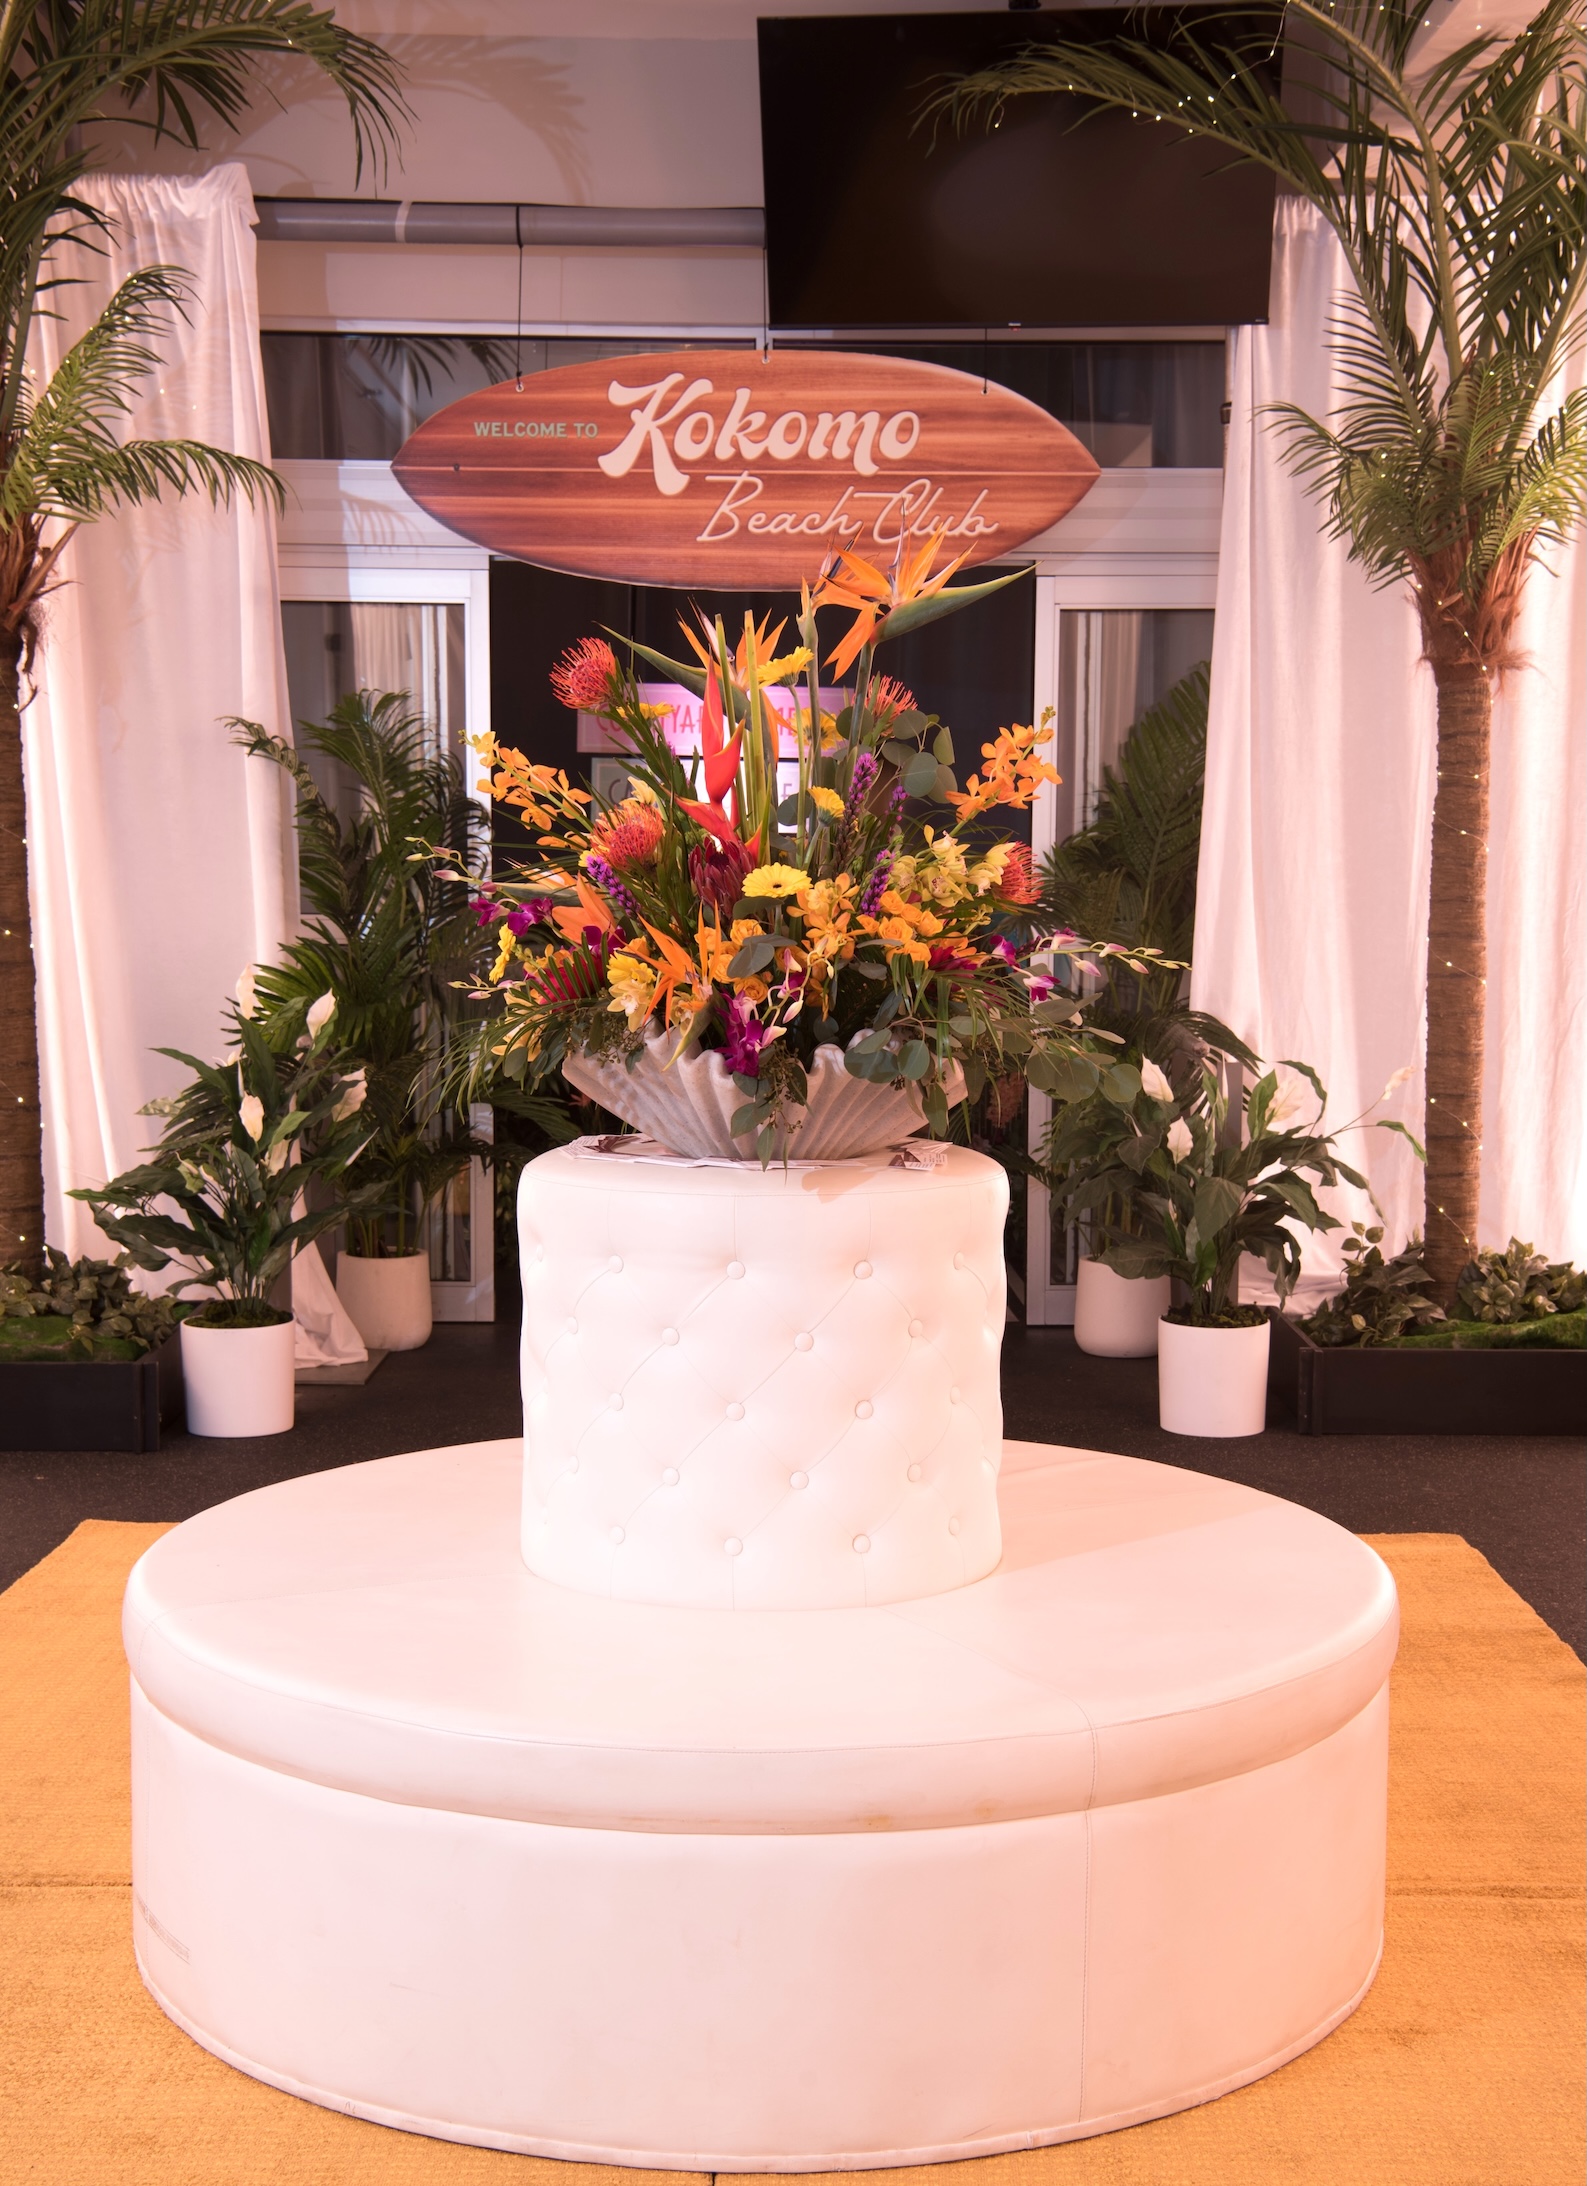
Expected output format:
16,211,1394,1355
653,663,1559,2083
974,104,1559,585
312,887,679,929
561,1034,964,1161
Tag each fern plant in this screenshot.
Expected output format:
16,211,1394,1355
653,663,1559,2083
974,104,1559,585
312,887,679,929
934,0,1587,1299
0,1,404,1275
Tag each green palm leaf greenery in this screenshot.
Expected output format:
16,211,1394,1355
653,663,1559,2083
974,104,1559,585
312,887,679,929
0,1,406,1276
235,691,573,1259
930,0,1587,1301
70,1003,381,1325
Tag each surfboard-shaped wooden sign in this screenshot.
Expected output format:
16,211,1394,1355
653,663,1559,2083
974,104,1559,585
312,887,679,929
392,349,1099,589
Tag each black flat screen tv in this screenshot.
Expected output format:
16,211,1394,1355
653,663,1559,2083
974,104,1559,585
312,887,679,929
759,9,1281,329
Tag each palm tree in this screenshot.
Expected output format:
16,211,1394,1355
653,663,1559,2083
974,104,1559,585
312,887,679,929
934,0,1586,1300
0,3,404,1276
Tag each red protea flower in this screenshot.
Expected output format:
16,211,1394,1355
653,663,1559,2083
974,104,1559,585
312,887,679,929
590,796,664,872
999,843,1041,906
871,676,917,726
689,836,755,914
550,638,619,714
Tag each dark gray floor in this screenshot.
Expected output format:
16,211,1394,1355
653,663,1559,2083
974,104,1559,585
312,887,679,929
3,1321,1582,1657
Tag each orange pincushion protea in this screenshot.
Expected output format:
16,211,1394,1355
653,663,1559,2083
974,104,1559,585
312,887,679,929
590,796,665,872
550,638,619,714
999,843,1041,905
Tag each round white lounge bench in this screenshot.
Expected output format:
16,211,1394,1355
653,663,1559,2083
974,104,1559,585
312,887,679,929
123,1437,1397,2170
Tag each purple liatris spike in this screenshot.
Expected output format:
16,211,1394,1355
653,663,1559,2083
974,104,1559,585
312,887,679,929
844,750,879,817
858,849,895,918
583,855,639,923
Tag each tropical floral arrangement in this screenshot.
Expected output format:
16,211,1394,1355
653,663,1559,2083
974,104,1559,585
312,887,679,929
454,538,1171,1158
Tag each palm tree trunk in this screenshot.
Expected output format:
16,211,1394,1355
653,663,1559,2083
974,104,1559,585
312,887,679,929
0,629,44,1277
1423,660,1491,1304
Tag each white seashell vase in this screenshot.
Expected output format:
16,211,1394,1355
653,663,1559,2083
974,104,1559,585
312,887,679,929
561,1033,965,1161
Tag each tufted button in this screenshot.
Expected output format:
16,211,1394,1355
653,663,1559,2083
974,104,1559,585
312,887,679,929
854,1399,873,1419
950,1386,961,1402
853,1534,871,1554
794,1332,814,1351
661,1467,680,1486
907,1463,923,1482
727,1260,745,1279
609,1393,624,1411
724,1537,743,1557
725,1401,745,1421
948,1517,961,1536
607,1255,623,1273
854,1260,872,1279
567,1457,580,1474
789,1470,809,1490
565,1316,579,1334
981,1457,995,1474
660,1327,679,1345
908,1319,924,1337
609,1526,625,1545
954,1251,966,1269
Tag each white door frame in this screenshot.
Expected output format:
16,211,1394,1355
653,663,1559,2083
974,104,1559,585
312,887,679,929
276,548,496,1323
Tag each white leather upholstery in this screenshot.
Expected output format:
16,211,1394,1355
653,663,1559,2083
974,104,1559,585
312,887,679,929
518,1146,1008,1607
122,1440,1399,1834
123,1440,1398,2166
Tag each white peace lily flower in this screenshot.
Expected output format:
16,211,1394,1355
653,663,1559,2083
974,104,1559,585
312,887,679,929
1381,1064,1414,1099
263,1140,290,1175
306,991,337,1038
238,1094,265,1142
1267,1064,1317,1131
331,1069,368,1122
1139,1058,1174,1102
235,965,258,1019
1166,1116,1194,1162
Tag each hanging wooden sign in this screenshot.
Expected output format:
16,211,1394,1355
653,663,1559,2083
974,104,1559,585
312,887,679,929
392,348,1099,589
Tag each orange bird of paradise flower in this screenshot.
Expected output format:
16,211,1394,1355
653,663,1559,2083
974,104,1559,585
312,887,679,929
811,530,969,679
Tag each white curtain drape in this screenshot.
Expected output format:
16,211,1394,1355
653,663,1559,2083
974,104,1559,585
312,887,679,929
25,165,296,1260
1194,199,1587,1291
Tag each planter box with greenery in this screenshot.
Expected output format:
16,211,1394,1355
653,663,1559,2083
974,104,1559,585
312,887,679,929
1268,1234,1586,1435
0,1251,183,1451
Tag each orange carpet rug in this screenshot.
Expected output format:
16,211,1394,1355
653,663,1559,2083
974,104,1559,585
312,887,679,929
2,1519,1581,2185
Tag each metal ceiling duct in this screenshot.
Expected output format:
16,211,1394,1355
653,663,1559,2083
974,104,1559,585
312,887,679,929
253,200,765,249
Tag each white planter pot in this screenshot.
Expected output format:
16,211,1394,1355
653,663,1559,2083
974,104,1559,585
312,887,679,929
1157,1315,1271,1437
1073,1260,1172,1358
562,1033,965,1161
336,1251,433,1352
180,1318,296,1438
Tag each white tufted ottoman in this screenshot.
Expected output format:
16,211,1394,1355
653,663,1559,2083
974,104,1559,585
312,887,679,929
519,1144,1008,1608
124,1441,1397,2169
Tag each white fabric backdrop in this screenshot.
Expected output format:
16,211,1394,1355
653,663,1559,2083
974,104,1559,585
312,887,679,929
25,165,296,1259
1194,198,1587,1289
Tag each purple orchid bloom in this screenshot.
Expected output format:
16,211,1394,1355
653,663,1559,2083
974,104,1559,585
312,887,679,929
719,995,771,1078
988,935,1019,967
470,896,500,927
505,899,550,938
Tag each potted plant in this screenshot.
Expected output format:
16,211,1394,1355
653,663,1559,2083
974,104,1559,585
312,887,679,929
0,1248,182,1450
446,546,1174,1159
235,693,499,1352
1271,1228,1585,1434
72,1003,377,1436
1098,1062,1408,1436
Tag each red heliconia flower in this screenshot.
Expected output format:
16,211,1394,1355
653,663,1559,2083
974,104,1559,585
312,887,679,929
689,836,755,914
871,676,917,725
550,637,619,714
999,843,1041,906
590,797,664,872
526,933,614,1006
